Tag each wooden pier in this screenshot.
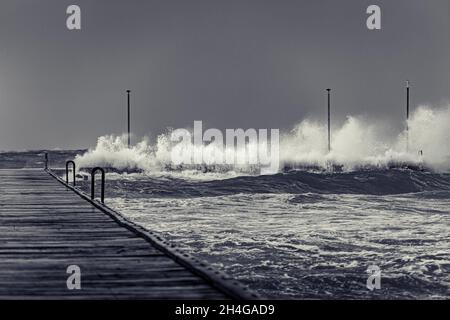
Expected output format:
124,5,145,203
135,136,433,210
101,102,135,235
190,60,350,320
0,169,255,299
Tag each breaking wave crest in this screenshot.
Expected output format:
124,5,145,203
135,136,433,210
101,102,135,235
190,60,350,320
75,105,450,175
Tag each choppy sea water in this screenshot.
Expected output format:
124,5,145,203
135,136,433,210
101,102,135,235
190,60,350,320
2,150,450,299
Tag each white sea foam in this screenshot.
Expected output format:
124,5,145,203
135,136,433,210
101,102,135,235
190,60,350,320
75,105,450,174
107,191,450,299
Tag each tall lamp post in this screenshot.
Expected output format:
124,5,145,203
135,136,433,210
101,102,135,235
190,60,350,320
326,88,331,152
406,81,410,152
126,90,131,148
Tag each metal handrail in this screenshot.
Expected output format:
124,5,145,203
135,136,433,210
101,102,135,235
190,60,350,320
66,160,76,186
91,167,105,203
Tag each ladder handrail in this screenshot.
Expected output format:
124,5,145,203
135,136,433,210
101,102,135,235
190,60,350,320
91,167,105,203
66,160,76,186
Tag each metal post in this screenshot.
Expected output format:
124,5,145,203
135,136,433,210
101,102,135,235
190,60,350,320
326,88,331,152
127,90,131,148
44,152,48,170
406,81,410,152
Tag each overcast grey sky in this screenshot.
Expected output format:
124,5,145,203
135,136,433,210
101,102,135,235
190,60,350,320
0,0,449,150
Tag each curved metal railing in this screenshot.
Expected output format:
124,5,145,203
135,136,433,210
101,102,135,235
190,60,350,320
91,167,105,203
66,160,76,186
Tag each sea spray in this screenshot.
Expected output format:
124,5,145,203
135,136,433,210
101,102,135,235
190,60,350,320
170,121,280,174
74,135,157,172
74,105,450,174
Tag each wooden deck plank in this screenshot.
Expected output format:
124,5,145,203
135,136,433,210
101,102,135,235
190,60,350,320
0,169,252,299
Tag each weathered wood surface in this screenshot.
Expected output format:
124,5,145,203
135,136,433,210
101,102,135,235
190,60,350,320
0,169,232,299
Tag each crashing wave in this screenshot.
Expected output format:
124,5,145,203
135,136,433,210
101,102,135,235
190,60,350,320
74,105,450,176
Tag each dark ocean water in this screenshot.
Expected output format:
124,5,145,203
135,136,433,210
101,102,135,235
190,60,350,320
2,150,450,299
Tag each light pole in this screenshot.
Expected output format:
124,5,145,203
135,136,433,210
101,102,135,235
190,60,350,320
406,81,410,152
326,88,331,152
126,90,131,148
